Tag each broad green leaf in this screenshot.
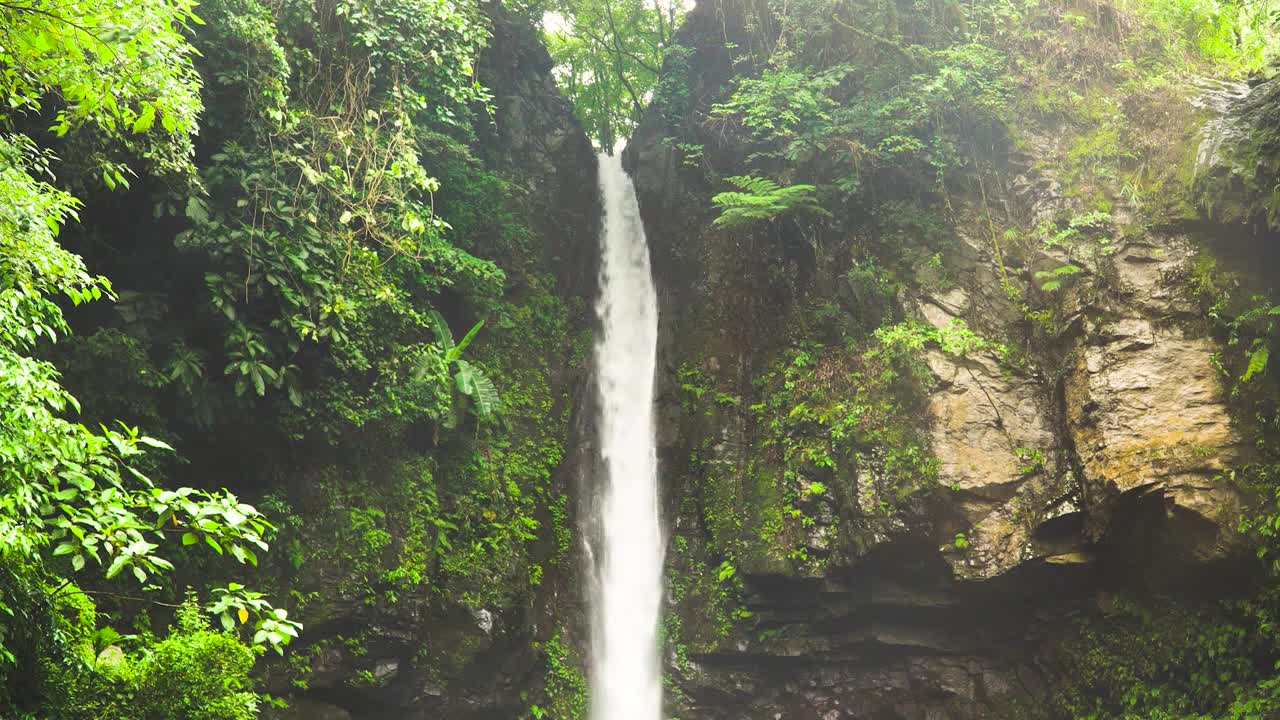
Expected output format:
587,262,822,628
1242,345,1270,383
450,319,485,361
136,436,174,451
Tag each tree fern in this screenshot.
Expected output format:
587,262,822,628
711,175,830,228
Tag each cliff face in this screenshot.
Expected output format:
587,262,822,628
265,7,602,719
30,0,1274,715
624,1,1278,717
277,3,1279,715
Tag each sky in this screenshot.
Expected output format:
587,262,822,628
542,0,696,36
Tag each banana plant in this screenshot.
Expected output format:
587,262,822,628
428,309,500,428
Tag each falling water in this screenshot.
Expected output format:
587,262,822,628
590,151,664,720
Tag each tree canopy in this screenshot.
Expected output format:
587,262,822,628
543,0,684,148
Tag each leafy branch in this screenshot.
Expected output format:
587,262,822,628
711,175,830,228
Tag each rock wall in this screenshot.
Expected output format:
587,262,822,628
623,2,1274,718
268,6,601,719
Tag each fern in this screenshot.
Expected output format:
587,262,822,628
1034,264,1083,292
711,175,830,228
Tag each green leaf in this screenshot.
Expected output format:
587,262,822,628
469,372,500,417
131,104,156,133
455,360,476,396
428,310,455,354
136,436,174,451
450,319,484,361
711,176,829,228
1242,344,1270,383
185,197,209,224
181,532,198,546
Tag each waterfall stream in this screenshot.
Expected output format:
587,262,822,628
590,151,664,720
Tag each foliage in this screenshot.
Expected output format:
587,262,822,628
1127,0,1280,72
206,583,301,655
0,0,202,177
426,310,501,429
1034,264,1083,292
677,310,958,577
0,151,294,645
543,0,683,147
172,0,503,440
529,632,588,719
872,317,1008,362
4,0,1278,714
711,175,829,228
0,0,299,709
1049,593,1280,720
28,594,261,720
706,15,1011,201
1188,254,1279,398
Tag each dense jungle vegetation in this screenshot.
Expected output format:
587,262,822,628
1,0,1279,717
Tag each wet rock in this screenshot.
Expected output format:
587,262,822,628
1063,235,1248,555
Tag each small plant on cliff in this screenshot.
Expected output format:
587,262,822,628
1034,264,1084,292
531,632,588,719
711,175,830,229
422,310,501,428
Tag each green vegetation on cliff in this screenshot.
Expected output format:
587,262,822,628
3,0,1280,717
1,0,592,716
582,0,1280,717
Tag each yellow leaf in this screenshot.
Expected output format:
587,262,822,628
237,608,249,624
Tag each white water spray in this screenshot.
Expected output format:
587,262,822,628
590,151,664,720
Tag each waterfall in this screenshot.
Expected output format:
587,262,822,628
590,151,664,720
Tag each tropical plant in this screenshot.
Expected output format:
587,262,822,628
0,0,297,689
711,175,830,228
426,310,501,428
